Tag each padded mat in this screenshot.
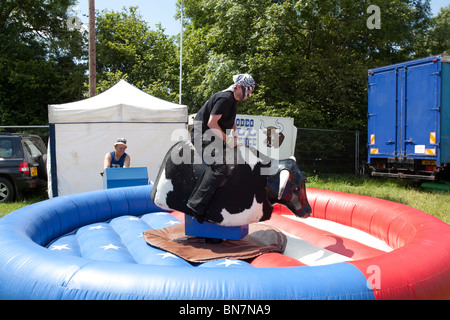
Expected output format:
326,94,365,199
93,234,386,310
143,223,287,263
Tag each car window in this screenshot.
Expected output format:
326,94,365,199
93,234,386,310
22,137,46,158
0,138,14,158
28,136,47,154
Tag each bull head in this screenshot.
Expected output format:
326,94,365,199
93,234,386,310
267,158,311,218
260,119,285,148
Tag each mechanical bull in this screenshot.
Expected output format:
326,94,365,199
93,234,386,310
151,141,311,226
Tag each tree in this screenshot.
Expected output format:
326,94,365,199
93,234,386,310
94,7,179,102
423,5,450,55
0,0,437,131
179,0,432,131
0,0,87,125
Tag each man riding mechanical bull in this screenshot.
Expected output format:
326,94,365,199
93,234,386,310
151,74,311,226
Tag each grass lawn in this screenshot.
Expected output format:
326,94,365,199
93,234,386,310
0,190,48,218
1,175,449,224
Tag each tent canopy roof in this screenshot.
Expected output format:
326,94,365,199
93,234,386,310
48,80,188,123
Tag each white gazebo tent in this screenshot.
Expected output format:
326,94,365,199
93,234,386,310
47,80,188,197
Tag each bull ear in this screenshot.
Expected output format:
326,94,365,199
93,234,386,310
278,169,290,200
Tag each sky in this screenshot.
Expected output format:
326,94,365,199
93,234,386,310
77,0,180,36
76,0,449,37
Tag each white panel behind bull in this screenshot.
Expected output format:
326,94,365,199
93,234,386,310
235,115,297,160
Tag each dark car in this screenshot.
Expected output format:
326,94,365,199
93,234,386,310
0,133,47,202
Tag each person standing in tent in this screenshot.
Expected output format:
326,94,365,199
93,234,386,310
187,74,255,223
102,138,131,174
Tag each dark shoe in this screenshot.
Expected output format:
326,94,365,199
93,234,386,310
204,237,223,244
186,203,205,224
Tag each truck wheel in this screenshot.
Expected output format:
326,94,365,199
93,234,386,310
0,177,15,203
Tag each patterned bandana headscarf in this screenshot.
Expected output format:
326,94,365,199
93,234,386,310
232,74,256,90
223,74,255,98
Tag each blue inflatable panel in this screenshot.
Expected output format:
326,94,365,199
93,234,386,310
198,259,254,268
48,235,81,257
76,223,137,263
140,211,182,230
47,212,191,267
103,167,149,189
0,185,375,300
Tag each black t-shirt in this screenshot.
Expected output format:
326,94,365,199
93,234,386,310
191,90,237,143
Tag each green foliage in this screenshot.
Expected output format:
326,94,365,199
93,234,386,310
178,0,435,131
94,7,179,102
1,0,449,132
0,0,87,125
420,5,450,55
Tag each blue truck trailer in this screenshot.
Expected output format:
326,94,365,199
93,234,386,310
367,54,450,181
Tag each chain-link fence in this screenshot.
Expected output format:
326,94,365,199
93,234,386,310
2,126,367,175
295,128,366,175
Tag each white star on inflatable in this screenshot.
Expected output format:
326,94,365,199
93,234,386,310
89,225,106,230
50,244,71,251
155,212,169,216
128,217,140,221
157,252,179,259
166,220,181,226
100,244,121,250
217,259,241,267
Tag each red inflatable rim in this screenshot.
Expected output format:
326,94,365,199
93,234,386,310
272,188,450,300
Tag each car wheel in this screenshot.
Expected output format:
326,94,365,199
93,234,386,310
0,177,15,202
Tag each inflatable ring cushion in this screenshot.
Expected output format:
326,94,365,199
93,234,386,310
0,185,449,299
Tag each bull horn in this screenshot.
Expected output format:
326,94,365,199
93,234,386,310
275,119,284,133
260,119,267,130
278,169,290,200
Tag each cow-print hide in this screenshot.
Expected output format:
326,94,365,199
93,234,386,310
151,141,275,226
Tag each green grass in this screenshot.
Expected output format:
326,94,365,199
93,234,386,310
1,176,449,225
306,174,450,225
0,190,48,218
